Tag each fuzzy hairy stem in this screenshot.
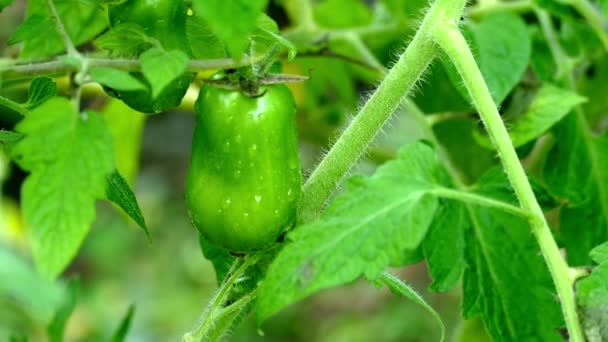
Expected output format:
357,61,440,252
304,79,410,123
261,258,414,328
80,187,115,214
298,20,436,222
434,23,584,342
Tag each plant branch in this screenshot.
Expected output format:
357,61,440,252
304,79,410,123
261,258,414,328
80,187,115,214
0,96,27,116
298,18,438,223
183,253,260,342
47,0,79,57
433,23,584,342
298,0,468,221
1,56,258,80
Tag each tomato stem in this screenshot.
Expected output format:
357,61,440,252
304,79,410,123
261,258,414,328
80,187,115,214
183,254,260,342
433,22,584,342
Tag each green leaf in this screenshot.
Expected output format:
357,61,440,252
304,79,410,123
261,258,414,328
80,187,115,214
314,0,373,28
199,234,235,285
191,0,269,58
106,170,149,240
530,26,557,82
90,67,147,92
261,29,297,62
25,76,57,109
110,305,135,342
186,13,227,60
449,13,531,105
0,130,22,153
8,14,53,45
423,198,467,292
533,0,578,19
140,48,189,99
433,119,496,183
9,0,107,59
462,169,564,341
576,241,608,341
12,98,114,278
380,0,429,23
601,0,608,18
414,59,472,114
253,14,296,60
257,142,441,323
474,84,587,148
95,23,154,58
543,119,608,265
47,278,79,342
380,271,445,342
0,246,63,322
543,114,592,205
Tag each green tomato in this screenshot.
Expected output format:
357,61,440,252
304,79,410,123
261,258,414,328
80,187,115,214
106,0,192,114
186,84,302,253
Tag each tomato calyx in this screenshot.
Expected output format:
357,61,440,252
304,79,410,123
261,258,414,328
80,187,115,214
203,71,309,97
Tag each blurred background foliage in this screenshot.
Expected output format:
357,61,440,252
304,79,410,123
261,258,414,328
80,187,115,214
0,0,523,340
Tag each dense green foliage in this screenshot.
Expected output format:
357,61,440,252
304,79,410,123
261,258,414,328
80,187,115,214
1,0,608,341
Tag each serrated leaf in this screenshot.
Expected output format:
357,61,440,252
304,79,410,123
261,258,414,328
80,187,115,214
474,84,587,148
447,13,531,105
140,48,189,99
423,198,467,292
186,13,227,60
12,98,114,278
110,305,135,342
25,76,57,109
90,67,147,92
106,170,149,240
257,142,441,323
543,119,608,265
462,169,564,341
577,241,608,341
9,0,106,59
95,23,154,58
8,14,53,45
191,0,268,58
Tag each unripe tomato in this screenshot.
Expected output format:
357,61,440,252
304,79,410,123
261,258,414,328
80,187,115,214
186,84,302,253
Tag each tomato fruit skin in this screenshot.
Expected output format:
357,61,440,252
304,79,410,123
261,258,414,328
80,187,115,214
186,85,302,253
106,0,192,114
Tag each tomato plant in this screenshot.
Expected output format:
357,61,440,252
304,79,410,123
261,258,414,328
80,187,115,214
1,0,608,341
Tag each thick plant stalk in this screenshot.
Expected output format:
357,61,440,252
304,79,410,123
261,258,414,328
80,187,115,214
433,22,584,342
298,16,437,222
